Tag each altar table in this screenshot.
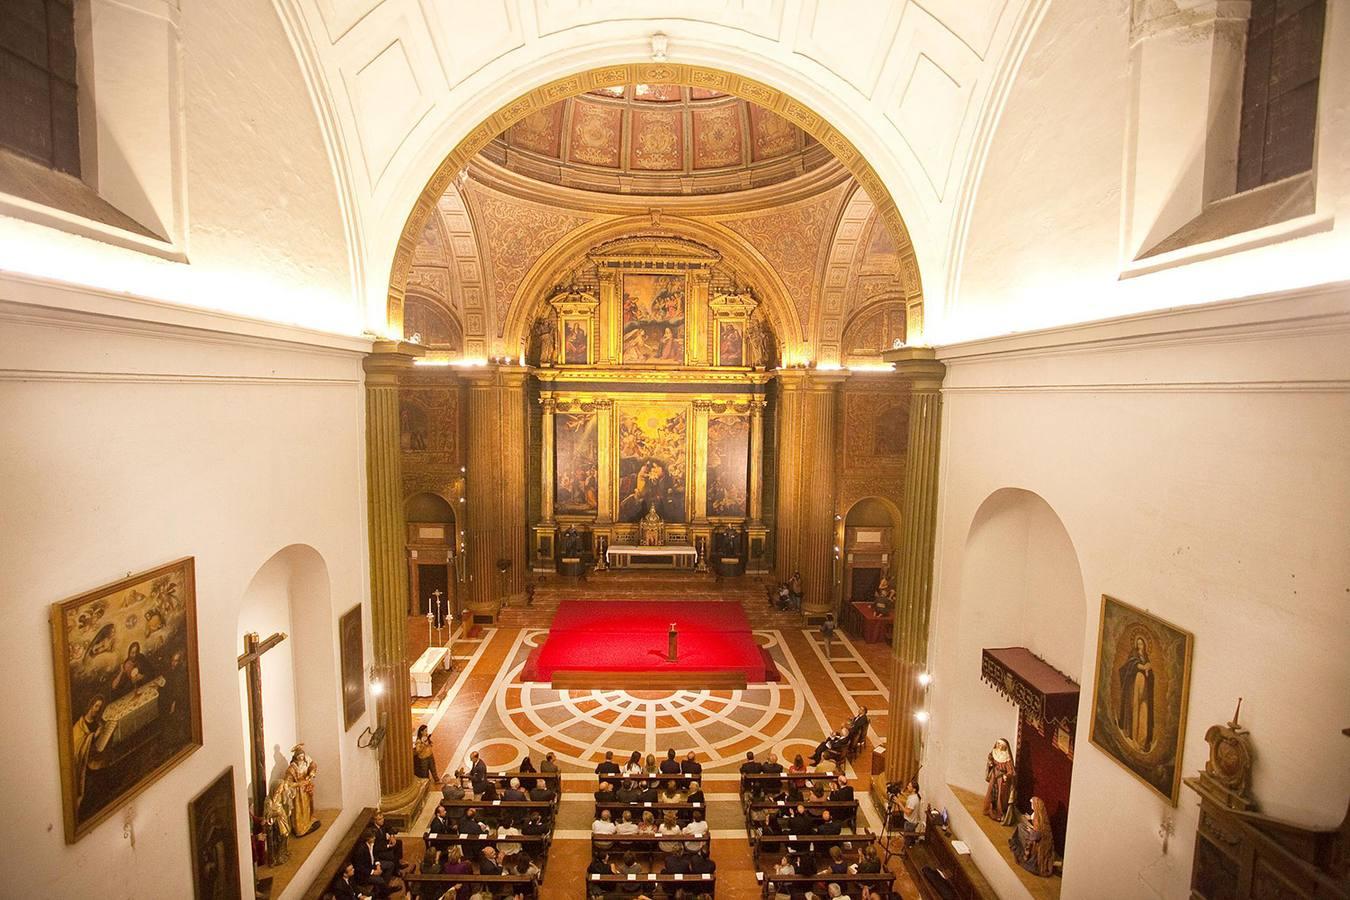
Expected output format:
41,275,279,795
410,646,447,697
605,544,698,569
851,601,894,644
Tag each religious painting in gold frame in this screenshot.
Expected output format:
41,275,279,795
555,410,599,514
621,272,686,365
706,413,749,517
716,320,745,366
188,766,241,900
339,605,365,731
616,402,688,522
562,318,591,365
50,557,203,843
1089,595,1194,805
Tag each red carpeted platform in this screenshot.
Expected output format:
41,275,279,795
522,600,779,689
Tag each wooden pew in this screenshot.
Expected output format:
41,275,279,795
590,833,712,857
403,872,540,899
437,799,554,827
595,801,706,823
754,871,896,899
739,772,849,795
423,832,553,874
587,873,717,896
299,806,376,900
753,833,875,866
744,800,860,832
595,772,704,786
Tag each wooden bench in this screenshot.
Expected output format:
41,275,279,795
590,833,712,856
437,799,554,827
587,873,717,896
754,871,895,899
403,872,540,899
596,801,706,823
300,806,376,900
595,772,704,786
744,800,860,833
423,831,552,871
753,833,874,864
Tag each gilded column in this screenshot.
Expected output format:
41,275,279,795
691,400,711,523
881,347,946,787
499,367,529,600
363,340,426,817
595,399,615,523
747,397,766,525
464,365,529,615
539,394,556,525
598,269,621,366
798,370,843,619
772,370,806,583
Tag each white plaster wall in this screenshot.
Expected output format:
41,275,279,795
923,287,1350,899
952,0,1350,341
0,277,380,899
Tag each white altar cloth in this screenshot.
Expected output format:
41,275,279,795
410,646,447,697
605,544,698,568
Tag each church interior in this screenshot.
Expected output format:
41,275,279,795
2,1,1348,899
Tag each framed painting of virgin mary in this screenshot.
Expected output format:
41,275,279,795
1089,595,1193,805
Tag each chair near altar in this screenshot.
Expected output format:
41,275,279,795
606,507,698,569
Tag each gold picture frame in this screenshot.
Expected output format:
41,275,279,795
188,766,241,900
1088,595,1194,805
339,604,366,731
50,557,203,842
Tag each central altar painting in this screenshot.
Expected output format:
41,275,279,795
617,403,687,522
621,273,686,364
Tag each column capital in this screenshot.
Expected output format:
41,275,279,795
881,346,946,391
363,340,425,384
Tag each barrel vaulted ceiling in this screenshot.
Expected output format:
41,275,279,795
272,0,1041,337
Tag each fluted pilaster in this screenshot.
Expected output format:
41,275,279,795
464,365,529,614
881,347,946,786
748,397,765,525
363,340,426,817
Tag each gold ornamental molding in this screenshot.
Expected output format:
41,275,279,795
387,63,919,338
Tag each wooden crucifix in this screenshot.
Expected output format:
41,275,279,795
238,630,287,818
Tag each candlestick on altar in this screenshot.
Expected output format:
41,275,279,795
667,622,678,661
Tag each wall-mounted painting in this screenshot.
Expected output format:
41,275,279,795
563,319,590,365
339,605,365,731
706,414,749,517
717,321,745,366
1089,595,1194,805
50,558,202,842
555,411,599,514
621,273,685,365
188,767,241,900
617,403,688,522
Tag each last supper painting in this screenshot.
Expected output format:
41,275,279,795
50,558,202,842
621,273,685,364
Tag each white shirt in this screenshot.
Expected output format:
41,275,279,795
904,792,923,827
683,818,709,851
616,821,639,834
592,818,617,835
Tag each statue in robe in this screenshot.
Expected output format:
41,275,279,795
284,743,320,836
264,780,292,866
1009,796,1056,876
983,738,1016,824
532,315,557,366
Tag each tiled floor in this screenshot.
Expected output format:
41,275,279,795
402,578,915,899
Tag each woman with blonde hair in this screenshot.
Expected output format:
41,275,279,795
638,810,656,834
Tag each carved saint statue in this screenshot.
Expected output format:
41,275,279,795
983,738,1016,824
746,316,771,369
1009,796,1055,876
283,743,320,837
532,314,557,366
264,779,292,866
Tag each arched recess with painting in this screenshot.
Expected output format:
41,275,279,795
236,544,344,813
940,488,1086,879
404,491,458,623
840,496,902,642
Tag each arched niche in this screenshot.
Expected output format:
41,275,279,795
406,491,457,524
842,496,901,605
237,544,344,810
946,488,1086,874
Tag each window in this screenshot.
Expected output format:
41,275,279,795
0,0,80,175
1235,0,1325,192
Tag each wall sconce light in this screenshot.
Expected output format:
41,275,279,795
918,672,933,687
359,670,389,749
913,709,930,725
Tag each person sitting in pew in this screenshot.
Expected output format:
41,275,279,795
595,780,616,802
680,751,702,777
637,781,660,804
658,780,685,804
615,809,639,835
528,781,556,804
511,851,540,880
596,750,622,777
819,846,849,876
588,852,612,875
478,779,499,802
685,781,705,805
442,845,473,877
428,804,453,836
827,881,852,900
829,776,854,802
688,849,716,875
854,845,882,874
503,777,526,801
816,810,842,835
592,809,618,851
637,811,656,835
496,820,523,860
521,810,548,837
331,862,373,900
455,807,487,835
656,814,683,854
352,830,395,898
659,749,682,775
442,769,469,803
682,809,709,851
614,779,641,804
478,845,503,875
623,750,644,776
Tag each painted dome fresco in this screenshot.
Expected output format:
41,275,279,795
478,84,834,195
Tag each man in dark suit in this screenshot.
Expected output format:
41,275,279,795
528,783,556,804
521,810,548,836
739,751,762,775
595,750,621,777
479,846,503,875
664,850,691,874
637,781,659,804
829,776,854,802
689,850,716,875
468,751,489,793
685,782,706,805
816,810,842,835
456,807,487,835
786,805,815,835
442,770,469,802
594,781,615,802
352,830,393,897
371,811,404,871
503,777,526,801
680,751,702,776
428,804,454,835
331,862,369,900
659,749,682,774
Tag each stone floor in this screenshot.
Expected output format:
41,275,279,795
401,575,909,900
